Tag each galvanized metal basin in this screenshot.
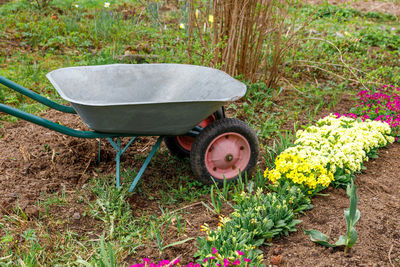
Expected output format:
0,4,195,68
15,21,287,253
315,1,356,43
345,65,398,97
46,64,246,135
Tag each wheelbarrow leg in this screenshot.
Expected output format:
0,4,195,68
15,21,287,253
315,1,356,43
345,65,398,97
116,138,121,189
128,137,162,192
98,138,102,165
106,136,137,189
105,136,161,191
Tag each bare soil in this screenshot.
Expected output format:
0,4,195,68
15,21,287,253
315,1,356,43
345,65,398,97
1,93,399,266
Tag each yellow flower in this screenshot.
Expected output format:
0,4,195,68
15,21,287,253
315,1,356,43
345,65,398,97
179,23,185,29
208,15,214,23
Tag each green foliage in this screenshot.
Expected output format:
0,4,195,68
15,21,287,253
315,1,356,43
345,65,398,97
76,234,116,267
196,187,307,264
268,182,313,213
358,27,400,51
314,4,360,21
331,167,355,188
84,177,146,256
233,190,302,239
264,131,295,170
306,3,396,22
230,82,282,139
304,180,360,253
97,237,117,267
149,214,194,255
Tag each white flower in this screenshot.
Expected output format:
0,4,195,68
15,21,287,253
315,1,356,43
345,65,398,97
104,2,110,8
74,4,79,8
179,23,185,29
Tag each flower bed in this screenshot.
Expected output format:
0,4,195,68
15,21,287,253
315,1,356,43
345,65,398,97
193,116,393,266
341,85,400,137
131,88,396,266
267,115,393,188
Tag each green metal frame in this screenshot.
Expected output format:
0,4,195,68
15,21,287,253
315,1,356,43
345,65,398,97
0,75,76,114
105,137,163,192
0,75,174,192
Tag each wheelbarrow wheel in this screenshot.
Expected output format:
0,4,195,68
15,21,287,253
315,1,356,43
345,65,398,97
190,118,259,185
164,107,225,158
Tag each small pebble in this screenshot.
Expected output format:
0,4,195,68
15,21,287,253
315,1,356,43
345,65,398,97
272,247,282,255
72,212,81,220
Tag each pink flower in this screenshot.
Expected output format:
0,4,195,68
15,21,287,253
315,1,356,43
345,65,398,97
243,258,251,262
237,250,245,256
223,258,230,267
212,247,218,254
232,259,241,265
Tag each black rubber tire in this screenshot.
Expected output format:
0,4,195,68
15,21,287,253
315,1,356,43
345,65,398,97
164,135,192,158
164,107,225,158
213,107,225,120
190,118,259,185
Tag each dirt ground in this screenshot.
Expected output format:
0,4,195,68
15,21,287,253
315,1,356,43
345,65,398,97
0,93,399,266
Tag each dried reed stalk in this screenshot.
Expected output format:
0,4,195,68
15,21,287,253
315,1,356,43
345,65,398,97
188,0,302,89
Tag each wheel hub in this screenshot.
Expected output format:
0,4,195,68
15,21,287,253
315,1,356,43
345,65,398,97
204,132,251,179
225,154,233,162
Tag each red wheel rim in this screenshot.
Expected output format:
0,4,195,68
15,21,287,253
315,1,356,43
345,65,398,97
176,136,194,151
176,115,216,151
205,132,251,180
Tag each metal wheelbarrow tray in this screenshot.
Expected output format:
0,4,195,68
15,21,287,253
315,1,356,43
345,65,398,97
0,64,259,192
46,64,245,135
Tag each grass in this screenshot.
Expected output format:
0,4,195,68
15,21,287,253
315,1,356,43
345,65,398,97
0,0,399,265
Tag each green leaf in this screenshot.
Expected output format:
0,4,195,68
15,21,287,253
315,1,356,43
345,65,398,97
253,238,265,247
303,229,334,247
354,210,360,224
347,182,358,225
108,242,116,267
200,201,217,214
99,235,110,265
75,259,93,267
162,237,195,250
347,228,358,248
334,235,346,246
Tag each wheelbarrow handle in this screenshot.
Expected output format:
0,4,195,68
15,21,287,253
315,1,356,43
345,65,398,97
0,75,76,114
0,103,134,139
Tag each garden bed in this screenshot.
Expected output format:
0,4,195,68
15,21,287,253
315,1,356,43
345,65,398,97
0,97,399,265
1,0,400,265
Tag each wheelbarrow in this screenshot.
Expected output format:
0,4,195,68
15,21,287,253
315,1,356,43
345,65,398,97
0,64,259,192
